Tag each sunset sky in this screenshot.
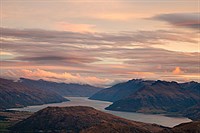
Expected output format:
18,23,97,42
1,0,199,87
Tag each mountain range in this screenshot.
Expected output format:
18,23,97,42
1,77,200,132
20,78,103,97
0,78,103,109
90,79,200,120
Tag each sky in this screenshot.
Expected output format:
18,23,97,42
1,0,199,87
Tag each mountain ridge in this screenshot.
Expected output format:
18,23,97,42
20,78,103,97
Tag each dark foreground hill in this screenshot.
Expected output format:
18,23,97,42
20,78,103,97
10,106,165,133
0,78,68,109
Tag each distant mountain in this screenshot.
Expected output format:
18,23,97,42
10,106,165,133
0,78,68,109
159,121,200,133
20,78,103,97
89,79,153,102
106,80,200,115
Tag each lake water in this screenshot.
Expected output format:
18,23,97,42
9,97,191,127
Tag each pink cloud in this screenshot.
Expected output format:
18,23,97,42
3,69,111,87
172,67,184,75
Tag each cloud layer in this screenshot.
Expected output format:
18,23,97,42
1,27,199,85
153,13,199,30
1,1,199,86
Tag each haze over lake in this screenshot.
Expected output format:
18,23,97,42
9,97,191,127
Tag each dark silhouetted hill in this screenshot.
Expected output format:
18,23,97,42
10,106,166,133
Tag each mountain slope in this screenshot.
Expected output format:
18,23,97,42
105,80,200,114
159,121,200,133
89,79,153,102
10,106,165,133
0,78,68,109
182,104,200,121
20,78,103,97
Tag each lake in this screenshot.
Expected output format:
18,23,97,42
9,97,191,127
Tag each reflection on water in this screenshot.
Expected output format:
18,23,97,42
9,97,191,127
